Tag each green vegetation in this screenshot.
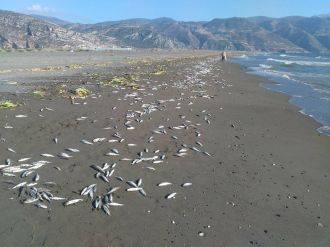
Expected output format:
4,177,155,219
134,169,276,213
101,74,140,89
74,86,90,98
0,100,17,108
32,89,47,97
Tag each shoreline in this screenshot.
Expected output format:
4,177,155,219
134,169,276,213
229,53,330,137
0,52,329,246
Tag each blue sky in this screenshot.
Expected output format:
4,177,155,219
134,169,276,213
1,0,329,23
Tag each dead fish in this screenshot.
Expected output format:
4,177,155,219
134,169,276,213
65,148,80,153
127,181,138,188
109,202,124,207
105,169,115,178
108,139,118,143
64,199,83,206
127,143,137,147
181,182,192,187
12,181,27,189
81,184,97,196
107,187,120,194
21,170,34,178
115,176,123,181
120,158,132,161
7,148,16,153
54,138,58,144
102,204,111,215
136,178,142,187
202,151,211,157
97,173,109,183
2,172,15,177
160,155,166,160
91,165,105,173
157,182,172,187
106,152,119,156
171,135,178,140
15,115,28,118
6,158,11,165
58,152,73,159
165,192,177,199
139,188,147,197
51,197,66,201
126,187,142,192
23,197,39,204
18,158,31,162
35,203,48,209
196,141,203,147
33,173,40,182
145,167,156,171
111,149,119,154
40,154,55,158
81,139,93,145
190,147,201,152
93,138,106,143
153,160,163,164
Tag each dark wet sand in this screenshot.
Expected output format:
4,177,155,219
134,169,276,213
0,52,329,247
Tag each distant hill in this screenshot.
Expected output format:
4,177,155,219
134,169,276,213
1,9,330,52
0,10,115,49
66,15,330,52
30,14,71,26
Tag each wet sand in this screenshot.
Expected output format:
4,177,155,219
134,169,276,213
0,51,330,247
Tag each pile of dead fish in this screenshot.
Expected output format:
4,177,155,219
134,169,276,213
0,58,221,216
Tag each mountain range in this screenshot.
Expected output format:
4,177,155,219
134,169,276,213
1,9,330,53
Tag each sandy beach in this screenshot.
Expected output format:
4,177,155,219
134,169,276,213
0,50,329,247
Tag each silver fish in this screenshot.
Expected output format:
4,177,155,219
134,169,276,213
109,202,124,207
102,204,110,215
93,138,106,143
58,152,73,159
7,148,16,153
51,197,66,201
64,199,83,206
18,158,31,162
157,182,172,187
127,181,138,188
12,181,27,189
23,197,39,204
126,187,142,192
107,187,120,194
65,148,80,153
40,154,55,158
35,203,48,209
165,192,177,199
81,139,93,145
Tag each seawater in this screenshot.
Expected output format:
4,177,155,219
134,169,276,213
231,53,330,136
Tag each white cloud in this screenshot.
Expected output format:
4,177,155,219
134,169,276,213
26,4,50,13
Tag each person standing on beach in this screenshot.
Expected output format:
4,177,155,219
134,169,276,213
221,51,227,61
